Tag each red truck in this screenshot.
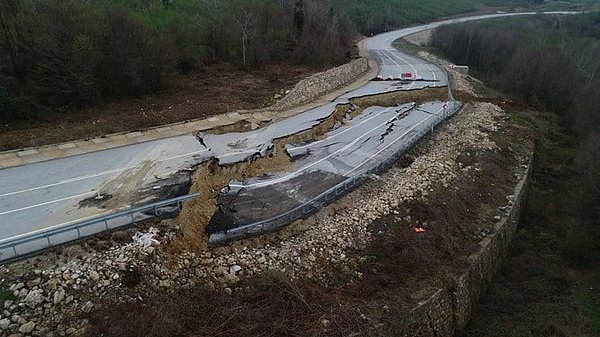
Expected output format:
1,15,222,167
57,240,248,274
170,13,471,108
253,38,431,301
401,72,413,80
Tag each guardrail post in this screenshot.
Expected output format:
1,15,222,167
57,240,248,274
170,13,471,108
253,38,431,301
76,227,81,239
46,235,51,247
154,206,158,216
105,219,109,230
131,213,135,224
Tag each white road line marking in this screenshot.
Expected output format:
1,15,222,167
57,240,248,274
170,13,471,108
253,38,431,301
0,149,208,198
346,106,445,176
230,107,400,189
379,50,403,79
287,104,414,152
382,50,419,86
0,191,95,216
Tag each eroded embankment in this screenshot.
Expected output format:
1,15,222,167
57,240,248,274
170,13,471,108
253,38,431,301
73,100,534,337
0,98,531,337
177,103,352,249
177,86,450,250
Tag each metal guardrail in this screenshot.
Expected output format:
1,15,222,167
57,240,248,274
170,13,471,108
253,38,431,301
0,193,199,262
209,43,459,245
0,41,458,258
209,102,460,245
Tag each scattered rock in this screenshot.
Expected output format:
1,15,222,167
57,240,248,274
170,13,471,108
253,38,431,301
18,321,35,333
229,265,242,275
53,288,65,305
82,301,94,314
88,271,100,282
46,279,59,292
24,289,44,308
10,283,24,292
158,280,173,288
27,278,41,287
0,318,10,330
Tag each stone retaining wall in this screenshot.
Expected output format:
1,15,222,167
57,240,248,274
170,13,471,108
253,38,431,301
390,161,532,337
269,58,370,111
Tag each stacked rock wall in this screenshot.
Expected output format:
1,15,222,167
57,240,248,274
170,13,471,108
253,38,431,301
390,162,532,337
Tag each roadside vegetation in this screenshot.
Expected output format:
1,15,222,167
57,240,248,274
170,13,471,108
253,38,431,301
0,0,355,123
430,13,600,336
84,101,530,336
0,285,15,303
1,0,595,135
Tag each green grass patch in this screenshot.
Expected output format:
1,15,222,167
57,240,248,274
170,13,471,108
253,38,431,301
0,286,15,303
506,110,530,126
573,270,600,334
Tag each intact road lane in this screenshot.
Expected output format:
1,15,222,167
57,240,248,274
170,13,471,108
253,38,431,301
0,136,209,242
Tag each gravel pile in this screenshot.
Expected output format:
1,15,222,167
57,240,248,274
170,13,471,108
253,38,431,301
0,102,508,337
417,50,483,97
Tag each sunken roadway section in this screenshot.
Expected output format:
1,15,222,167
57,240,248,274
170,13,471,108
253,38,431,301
3,12,574,259
207,101,462,244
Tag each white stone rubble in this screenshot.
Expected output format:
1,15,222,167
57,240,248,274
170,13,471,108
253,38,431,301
0,102,508,336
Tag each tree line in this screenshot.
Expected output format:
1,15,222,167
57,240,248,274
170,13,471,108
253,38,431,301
333,0,531,35
431,13,600,264
0,0,354,122
0,0,571,123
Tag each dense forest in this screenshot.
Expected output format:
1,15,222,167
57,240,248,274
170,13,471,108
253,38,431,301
0,0,594,122
0,0,356,121
431,14,600,336
432,14,600,254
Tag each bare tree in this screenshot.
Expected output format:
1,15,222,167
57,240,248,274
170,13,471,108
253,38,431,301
234,9,254,66
0,0,28,82
198,0,224,59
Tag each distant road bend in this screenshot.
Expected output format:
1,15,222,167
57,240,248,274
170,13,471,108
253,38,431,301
0,11,579,258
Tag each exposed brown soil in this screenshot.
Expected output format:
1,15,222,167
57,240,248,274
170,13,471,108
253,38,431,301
177,103,355,250
84,106,533,337
0,63,318,151
351,87,449,107
176,149,295,251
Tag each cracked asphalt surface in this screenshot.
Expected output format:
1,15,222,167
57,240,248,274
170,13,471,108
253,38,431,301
0,11,577,256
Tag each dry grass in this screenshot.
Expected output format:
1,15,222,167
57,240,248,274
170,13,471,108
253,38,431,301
85,115,529,337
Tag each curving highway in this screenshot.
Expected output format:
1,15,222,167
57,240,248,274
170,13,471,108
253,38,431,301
0,11,579,257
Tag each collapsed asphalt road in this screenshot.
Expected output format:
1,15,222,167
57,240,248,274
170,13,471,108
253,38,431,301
0,11,578,256
207,101,461,242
